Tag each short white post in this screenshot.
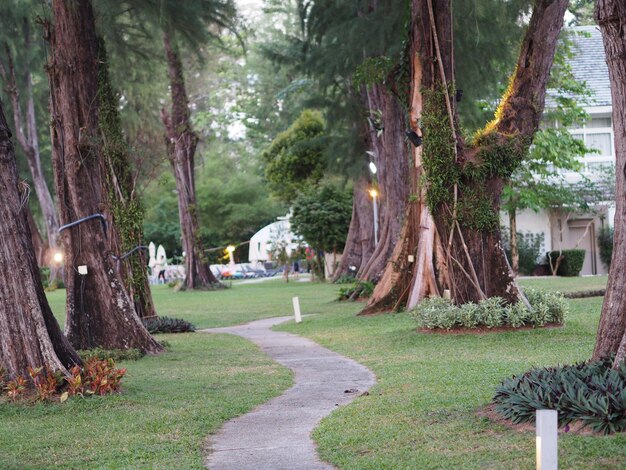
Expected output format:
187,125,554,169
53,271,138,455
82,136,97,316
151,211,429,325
292,296,302,323
536,409,558,470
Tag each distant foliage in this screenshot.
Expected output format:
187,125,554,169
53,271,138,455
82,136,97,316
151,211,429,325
262,109,326,204
409,288,567,330
142,316,196,334
502,230,545,275
494,357,626,434
291,183,352,254
547,249,586,276
598,225,614,268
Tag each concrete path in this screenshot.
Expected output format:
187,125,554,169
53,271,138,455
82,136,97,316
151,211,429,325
201,316,376,470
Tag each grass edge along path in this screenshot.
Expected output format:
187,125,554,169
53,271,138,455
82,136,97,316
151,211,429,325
0,332,292,469
275,278,625,469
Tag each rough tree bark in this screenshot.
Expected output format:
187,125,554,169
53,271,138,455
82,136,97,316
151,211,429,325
592,0,626,367
46,0,162,353
362,0,438,314
97,42,157,319
509,209,519,274
0,19,59,263
358,83,411,282
333,176,375,280
25,204,47,266
0,100,81,379
160,31,219,290
363,0,567,312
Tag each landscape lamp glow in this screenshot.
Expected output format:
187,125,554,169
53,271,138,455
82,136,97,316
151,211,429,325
369,189,378,198
53,251,63,263
226,245,235,253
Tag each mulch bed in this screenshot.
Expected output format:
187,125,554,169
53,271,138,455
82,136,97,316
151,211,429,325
477,403,600,436
417,323,563,335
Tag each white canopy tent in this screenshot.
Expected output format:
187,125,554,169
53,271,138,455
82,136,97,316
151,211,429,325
248,216,301,268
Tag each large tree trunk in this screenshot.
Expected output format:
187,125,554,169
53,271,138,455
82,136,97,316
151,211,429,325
0,19,60,261
422,0,567,304
509,209,519,274
363,0,567,313
97,42,157,319
160,31,219,290
25,204,48,267
592,0,626,367
0,101,81,379
358,83,411,282
361,2,438,314
333,177,375,280
46,0,162,353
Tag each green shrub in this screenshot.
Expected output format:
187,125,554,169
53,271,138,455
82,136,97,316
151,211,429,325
502,230,545,275
78,347,145,363
547,249,586,276
40,267,51,288
142,316,196,334
337,281,375,301
334,275,357,285
493,357,626,434
598,225,613,268
409,288,566,330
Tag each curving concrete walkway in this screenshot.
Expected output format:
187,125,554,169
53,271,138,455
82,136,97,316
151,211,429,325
201,316,376,470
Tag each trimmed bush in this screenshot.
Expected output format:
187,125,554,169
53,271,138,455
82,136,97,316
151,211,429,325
502,230,545,275
547,249,586,276
598,225,613,268
142,316,196,334
409,288,567,330
493,357,626,434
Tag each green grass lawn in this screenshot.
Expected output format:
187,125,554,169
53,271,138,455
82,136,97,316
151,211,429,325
3,275,624,469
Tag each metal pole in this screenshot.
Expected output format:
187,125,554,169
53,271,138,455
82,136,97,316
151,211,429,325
536,409,558,470
373,194,379,246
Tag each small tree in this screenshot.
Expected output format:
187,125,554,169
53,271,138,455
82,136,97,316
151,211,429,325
502,35,596,274
262,109,326,204
291,183,352,280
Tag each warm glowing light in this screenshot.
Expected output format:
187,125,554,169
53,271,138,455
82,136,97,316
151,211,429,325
369,189,378,198
53,251,63,263
226,245,235,253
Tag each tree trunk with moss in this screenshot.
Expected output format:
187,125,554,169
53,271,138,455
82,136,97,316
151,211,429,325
421,0,566,305
0,101,81,379
97,42,157,319
160,31,219,290
363,0,567,312
46,0,162,353
592,0,626,367
509,209,519,274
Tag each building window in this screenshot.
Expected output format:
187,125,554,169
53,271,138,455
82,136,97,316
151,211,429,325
569,115,614,173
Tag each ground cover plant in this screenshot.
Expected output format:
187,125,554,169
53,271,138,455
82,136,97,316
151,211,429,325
409,288,568,330
142,316,196,334
494,356,626,434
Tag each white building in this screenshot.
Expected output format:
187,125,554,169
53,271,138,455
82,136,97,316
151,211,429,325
503,26,615,275
248,215,301,268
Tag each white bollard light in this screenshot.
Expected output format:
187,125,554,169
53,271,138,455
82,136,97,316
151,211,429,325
536,409,558,470
292,296,302,323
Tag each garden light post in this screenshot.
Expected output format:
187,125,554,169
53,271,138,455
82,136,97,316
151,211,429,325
227,245,236,272
370,188,379,246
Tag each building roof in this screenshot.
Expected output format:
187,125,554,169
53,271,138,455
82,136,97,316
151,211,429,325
546,26,611,109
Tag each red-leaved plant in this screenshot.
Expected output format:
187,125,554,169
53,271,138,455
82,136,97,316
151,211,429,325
27,366,60,401
5,376,27,401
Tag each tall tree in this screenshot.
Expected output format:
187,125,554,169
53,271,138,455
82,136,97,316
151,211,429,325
146,0,238,289
365,0,569,311
592,0,626,367
0,100,81,379
45,0,162,353
0,8,59,265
